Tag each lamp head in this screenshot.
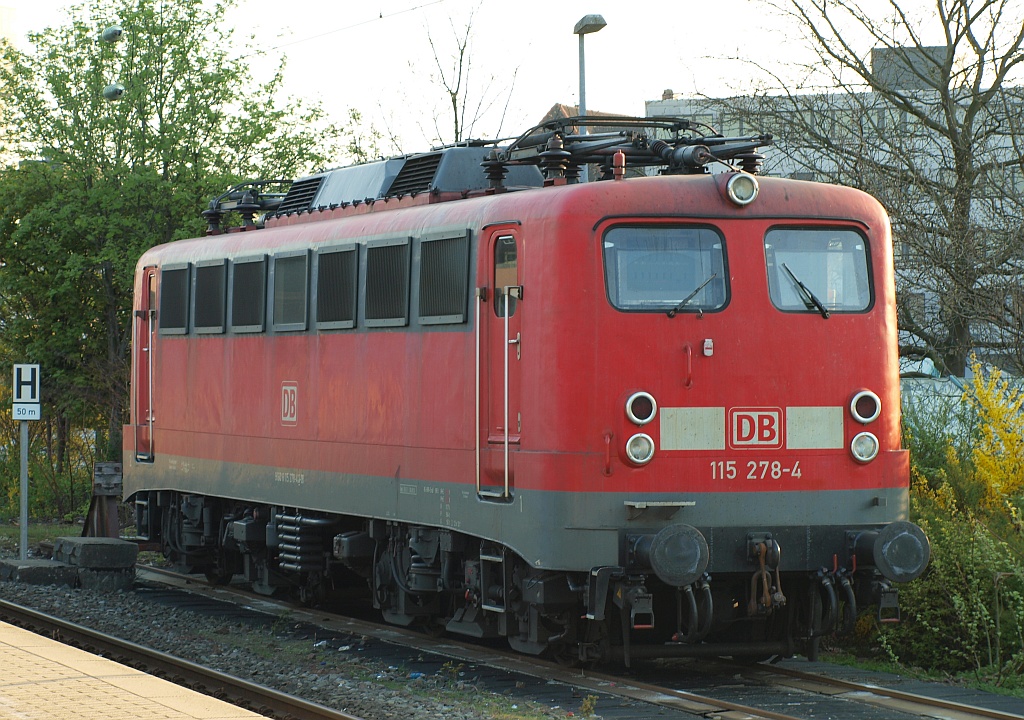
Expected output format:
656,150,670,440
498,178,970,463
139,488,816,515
573,14,607,35
100,25,123,43
102,83,125,101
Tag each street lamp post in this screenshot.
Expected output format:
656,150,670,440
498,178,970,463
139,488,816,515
574,14,606,182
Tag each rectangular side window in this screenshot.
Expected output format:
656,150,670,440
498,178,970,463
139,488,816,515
418,231,469,325
273,251,309,331
159,264,190,334
316,245,358,330
231,256,267,333
194,260,226,334
365,237,410,327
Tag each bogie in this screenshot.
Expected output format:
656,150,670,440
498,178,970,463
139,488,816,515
139,490,873,664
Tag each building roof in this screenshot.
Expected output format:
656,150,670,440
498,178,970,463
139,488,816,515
538,103,622,125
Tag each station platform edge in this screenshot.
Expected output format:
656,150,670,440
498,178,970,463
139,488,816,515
0,620,263,720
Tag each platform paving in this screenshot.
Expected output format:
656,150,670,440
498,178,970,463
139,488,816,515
0,620,263,719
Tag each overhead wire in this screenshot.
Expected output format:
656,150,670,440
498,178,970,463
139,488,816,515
256,0,444,54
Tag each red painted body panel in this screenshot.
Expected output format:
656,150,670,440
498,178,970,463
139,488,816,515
125,173,906,501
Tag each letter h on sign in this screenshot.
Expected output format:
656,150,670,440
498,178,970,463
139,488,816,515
13,365,39,403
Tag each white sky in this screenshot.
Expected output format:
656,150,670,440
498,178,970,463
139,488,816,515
1,0,951,155
2,0,812,152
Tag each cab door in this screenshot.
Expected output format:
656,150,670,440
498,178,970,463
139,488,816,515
133,267,156,461
477,229,522,498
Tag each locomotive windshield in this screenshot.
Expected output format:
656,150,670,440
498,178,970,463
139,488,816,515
603,226,727,312
764,228,871,313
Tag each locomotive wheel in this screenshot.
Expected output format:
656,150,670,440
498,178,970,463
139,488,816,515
161,541,193,574
299,573,327,607
204,566,234,585
548,618,607,667
805,635,821,662
549,639,584,667
414,618,447,638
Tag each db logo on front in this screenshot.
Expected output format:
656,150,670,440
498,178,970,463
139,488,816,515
729,407,784,449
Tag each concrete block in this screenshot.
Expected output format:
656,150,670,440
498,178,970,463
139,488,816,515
52,537,138,569
77,567,135,592
0,559,78,587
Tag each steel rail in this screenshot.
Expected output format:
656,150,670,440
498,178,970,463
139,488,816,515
755,663,1024,720
0,598,363,720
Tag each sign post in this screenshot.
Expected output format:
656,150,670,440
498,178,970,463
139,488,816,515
12,364,40,560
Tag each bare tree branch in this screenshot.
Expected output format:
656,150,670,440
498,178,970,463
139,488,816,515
415,4,519,146
708,0,1024,373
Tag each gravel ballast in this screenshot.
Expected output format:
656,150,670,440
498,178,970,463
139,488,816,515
0,564,569,720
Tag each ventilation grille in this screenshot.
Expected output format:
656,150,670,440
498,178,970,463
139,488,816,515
317,248,358,327
194,263,226,331
419,234,469,323
160,267,189,333
231,259,266,330
365,241,410,326
277,175,325,214
385,154,442,197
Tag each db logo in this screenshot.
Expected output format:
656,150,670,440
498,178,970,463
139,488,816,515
281,382,298,426
729,407,784,449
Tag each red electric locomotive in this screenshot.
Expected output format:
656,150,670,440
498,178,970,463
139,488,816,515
124,116,929,663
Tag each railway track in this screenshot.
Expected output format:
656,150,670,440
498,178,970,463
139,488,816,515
136,565,1024,720
743,662,1024,720
0,597,364,720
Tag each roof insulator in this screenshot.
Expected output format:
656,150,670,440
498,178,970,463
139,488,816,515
482,148,508,189
735,151,765,175
539,135,572,180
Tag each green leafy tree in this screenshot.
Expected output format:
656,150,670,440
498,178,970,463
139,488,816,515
0,0,351,479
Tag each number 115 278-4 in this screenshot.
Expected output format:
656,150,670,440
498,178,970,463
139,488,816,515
711,460,802,480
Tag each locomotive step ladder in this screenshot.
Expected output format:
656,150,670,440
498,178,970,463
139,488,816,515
479,545,509,613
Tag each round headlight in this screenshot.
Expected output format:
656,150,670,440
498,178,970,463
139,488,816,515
851,431,879,463
726,173,759,206
626,391,657,426
626,433,655,465
851,390,881,423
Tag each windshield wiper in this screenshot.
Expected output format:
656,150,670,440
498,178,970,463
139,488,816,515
667,273,717,318
782,263,829,319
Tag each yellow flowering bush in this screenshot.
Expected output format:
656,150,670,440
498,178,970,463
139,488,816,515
881,361,1024,685
966,361,1024,504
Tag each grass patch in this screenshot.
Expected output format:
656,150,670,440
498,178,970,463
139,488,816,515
820,640,1024,699
0,522,81,557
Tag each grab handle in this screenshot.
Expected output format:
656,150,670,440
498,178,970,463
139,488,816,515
683,343,693,389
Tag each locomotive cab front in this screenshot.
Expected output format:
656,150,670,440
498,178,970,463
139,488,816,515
527,170,930,659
